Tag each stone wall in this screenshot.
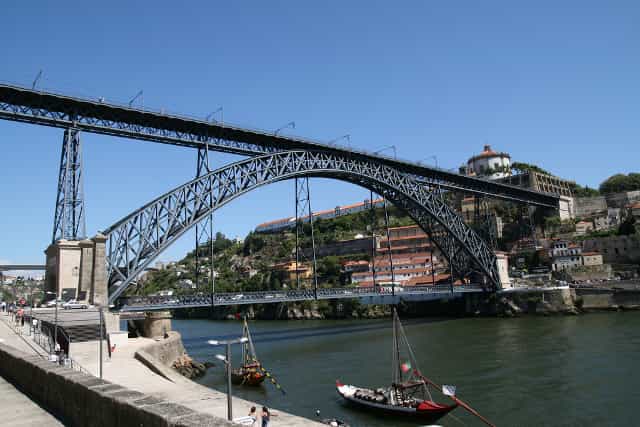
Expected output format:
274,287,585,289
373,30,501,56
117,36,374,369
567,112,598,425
136,331,186,368
576,288,640,310
0,343,233,427
582,235,640,264
574,196,607,218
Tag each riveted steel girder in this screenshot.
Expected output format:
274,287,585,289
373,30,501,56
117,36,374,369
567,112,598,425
0,84,559,207
104,151,500,304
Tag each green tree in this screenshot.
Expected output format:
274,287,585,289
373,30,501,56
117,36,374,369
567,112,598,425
618,216,637,236
600,173,640,194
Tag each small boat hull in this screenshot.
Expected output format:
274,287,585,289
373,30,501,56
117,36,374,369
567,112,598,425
231,368,265,386
336,381,456,423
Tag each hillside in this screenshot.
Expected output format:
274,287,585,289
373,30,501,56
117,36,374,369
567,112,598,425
131,204,415,297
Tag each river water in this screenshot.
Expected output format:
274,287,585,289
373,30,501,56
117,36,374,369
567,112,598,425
173,312,640,426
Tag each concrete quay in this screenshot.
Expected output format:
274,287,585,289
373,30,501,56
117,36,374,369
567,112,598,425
69,333,324,426
0,313,323,426
0,314,64,427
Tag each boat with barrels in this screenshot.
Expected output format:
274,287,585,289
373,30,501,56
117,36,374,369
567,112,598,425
231,319,265,386
337,309,494,425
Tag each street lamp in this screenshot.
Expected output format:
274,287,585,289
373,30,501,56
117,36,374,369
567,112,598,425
328,134,350,147
421,155,438,168
373,144,397,159
44,291,58,356
206,107,223,123
274,121,295,135
208,337,249,421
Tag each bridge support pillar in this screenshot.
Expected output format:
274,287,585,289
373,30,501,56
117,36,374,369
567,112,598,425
90,233,108,307
44,239,83,301
43,233,109,304
495,252,511,290
141,311,172,338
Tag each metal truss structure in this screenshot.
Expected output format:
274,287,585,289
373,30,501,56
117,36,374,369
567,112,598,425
104,150,500,305
0,84,559,208
116,284,485,312
294,177,319,292
474,197,498,250
194,143,215,295
52,128,86,241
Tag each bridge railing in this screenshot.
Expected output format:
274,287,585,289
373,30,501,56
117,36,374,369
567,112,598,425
115,284,486,311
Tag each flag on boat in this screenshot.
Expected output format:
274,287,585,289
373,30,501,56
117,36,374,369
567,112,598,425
442,385,457,397
400,361,412,373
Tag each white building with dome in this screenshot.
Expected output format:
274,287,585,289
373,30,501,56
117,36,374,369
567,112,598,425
465,145,511,180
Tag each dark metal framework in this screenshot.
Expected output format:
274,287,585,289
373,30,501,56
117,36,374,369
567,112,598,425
116,284,484,312
194,143,215,295
294,177,319,294
474,197,498,250
52,128,86,241
0,84,559,208
104,151,500,305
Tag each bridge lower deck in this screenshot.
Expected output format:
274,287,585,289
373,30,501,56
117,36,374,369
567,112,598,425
117,284,485,312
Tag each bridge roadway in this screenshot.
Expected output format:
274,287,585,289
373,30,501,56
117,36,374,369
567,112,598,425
0,264,46,271
0,83,558,208
116,284,485,312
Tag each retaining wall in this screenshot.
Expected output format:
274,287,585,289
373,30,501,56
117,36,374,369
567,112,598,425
0,343,233,427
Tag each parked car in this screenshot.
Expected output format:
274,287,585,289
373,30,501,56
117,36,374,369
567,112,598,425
45,299,63,308
62,300,88,310
231,294,244,301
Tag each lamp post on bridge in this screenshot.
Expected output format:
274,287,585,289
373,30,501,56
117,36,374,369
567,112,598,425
274,121,295,136
208,336,249,421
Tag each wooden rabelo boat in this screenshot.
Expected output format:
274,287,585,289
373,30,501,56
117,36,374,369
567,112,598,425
336,309,458,423
231,319,265,386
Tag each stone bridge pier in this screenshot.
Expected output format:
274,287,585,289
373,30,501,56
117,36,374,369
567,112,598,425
45,233,108,306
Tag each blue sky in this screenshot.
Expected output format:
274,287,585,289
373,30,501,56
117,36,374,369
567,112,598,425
1,0,639,266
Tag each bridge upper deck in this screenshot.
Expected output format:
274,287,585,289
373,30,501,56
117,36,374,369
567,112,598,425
0,84,559,208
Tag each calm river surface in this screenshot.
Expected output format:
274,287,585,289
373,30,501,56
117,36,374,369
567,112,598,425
173,312,640,426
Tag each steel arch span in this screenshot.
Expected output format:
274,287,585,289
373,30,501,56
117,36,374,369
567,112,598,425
104,151,500,304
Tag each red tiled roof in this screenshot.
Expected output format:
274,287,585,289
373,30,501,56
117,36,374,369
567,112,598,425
467,145,510,163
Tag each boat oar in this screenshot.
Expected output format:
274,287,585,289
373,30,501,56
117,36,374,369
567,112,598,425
252,358,287,395
414,370,496,427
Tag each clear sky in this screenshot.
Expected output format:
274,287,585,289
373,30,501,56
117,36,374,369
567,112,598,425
1,1,639,268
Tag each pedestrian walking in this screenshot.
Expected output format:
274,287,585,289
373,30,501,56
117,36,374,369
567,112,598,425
261,406,276,427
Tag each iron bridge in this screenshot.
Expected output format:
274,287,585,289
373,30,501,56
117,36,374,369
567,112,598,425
116,284,485,312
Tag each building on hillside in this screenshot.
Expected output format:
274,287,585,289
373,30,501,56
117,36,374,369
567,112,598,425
341,260,370,274
581,252,604,267
575,220,594,236
496,170,575,220
549,240,583,271
574,196,608,218
348,225,447,287
605,191,640,209
464,145,511,179
271,261,312,283
255,198,386,233
582,235,640,264
626,202,640,221
0,275,17,285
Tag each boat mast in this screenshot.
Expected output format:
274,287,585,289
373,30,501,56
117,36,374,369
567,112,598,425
392,309,403,387
242,318,248,364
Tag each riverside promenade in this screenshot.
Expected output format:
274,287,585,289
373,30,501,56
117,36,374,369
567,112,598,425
0,312,323,426
0,314,63,426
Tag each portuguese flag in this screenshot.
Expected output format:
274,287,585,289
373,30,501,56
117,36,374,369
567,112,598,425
400,361,412,373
